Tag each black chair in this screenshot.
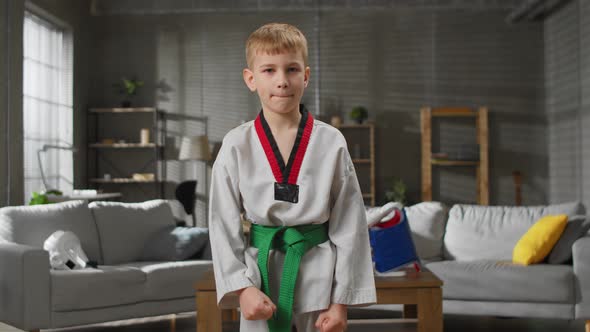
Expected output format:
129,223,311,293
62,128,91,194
175,180,197,227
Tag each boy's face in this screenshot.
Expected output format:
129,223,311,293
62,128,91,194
243,50,310,116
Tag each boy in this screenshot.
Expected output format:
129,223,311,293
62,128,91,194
209,23,376,332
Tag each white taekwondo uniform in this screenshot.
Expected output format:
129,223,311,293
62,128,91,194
209,105,376,331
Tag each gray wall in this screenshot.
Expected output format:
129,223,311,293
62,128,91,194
545,0,590,209
0,0,90,207
583,0,590,212
6,1,588,210
0,0,24,207
319,10,545,205
88,8,546,207
0,2,4,206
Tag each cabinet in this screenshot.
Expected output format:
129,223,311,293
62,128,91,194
87,107,166,199
421,107,489,205
337,123,376,206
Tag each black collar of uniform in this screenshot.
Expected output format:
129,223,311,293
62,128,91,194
258,104,309,183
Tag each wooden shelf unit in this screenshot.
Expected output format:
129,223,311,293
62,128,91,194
337,123,376,206
89,178,159,184
421,107,489,205
431,160,479,166
87,107,166,199
89,107,157,113
89,143,162,149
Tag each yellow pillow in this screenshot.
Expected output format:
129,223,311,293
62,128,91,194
512,214,568,265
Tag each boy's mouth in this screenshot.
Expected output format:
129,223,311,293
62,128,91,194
272,94,293,98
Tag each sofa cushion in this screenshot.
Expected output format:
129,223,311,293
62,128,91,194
405,202,447,260
89,200,176,265
426,260,574,303
141,226,209,261
0,200,102,263
444,201,585,261
513,214,568,265
51,265,146,311
121,260,213,301
548,215,590,264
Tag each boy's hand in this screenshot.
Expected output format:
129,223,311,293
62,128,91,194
315,303,347,332
238,286,276,320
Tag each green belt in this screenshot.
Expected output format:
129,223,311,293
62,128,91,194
250,223,329,332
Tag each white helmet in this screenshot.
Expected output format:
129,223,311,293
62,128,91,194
43,230,89,270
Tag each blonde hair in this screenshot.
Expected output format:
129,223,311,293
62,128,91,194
245,23,308,68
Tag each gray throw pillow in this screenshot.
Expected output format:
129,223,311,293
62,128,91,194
199,239,213,260
548,215,590,264
141,225,209,261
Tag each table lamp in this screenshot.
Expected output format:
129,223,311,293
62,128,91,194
37,144,77,192
178,136,212,162
178,136,212,226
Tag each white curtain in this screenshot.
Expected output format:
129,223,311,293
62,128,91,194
23,11,74,202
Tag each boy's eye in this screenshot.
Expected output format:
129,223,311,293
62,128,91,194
288,67,299,72
263,68,274,73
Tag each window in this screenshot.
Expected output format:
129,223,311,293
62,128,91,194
23,11,74,202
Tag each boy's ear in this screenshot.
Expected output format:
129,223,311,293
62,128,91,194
304,66,310,88
243,68,257,92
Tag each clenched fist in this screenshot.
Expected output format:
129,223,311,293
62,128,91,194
238,286,277,320
315,303,347,332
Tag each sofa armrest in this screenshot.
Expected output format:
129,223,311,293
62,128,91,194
0,241,51,330
573,235,590,319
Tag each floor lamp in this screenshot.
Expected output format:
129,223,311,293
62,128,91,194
178,136,212,226
37,144,77,193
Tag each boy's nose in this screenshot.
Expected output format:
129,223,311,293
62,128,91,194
276,72,288,88
277,80,288,88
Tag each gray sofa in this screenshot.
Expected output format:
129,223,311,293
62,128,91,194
0,199,213,331
2,198,588,331
367,201,590,326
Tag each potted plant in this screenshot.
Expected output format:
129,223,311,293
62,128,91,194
28,189,62,205
114,77,144,107
349,106,368,124
385,178,406,204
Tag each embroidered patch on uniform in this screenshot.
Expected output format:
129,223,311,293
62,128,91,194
274,182,299,203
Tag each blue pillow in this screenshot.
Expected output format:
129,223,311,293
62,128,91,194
141,225,209,261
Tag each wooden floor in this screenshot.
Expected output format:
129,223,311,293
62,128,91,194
37,310,586,332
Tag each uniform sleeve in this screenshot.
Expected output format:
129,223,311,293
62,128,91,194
328,151,377,306
208,145,255,306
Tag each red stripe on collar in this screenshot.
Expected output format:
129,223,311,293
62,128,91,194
287,113,313,184
255,116,284,183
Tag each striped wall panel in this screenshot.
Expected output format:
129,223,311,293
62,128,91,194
581,0,590,211
319,11,372,119
90,9,545,206
0,2,7,207
433,10,545,205
544,0,582,204
0,0,24,206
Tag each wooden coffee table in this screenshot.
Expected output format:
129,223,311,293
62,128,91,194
194,268,443,332
373,269,443,332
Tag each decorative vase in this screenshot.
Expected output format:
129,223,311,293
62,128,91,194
330,115,342,127
140,128,150,144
